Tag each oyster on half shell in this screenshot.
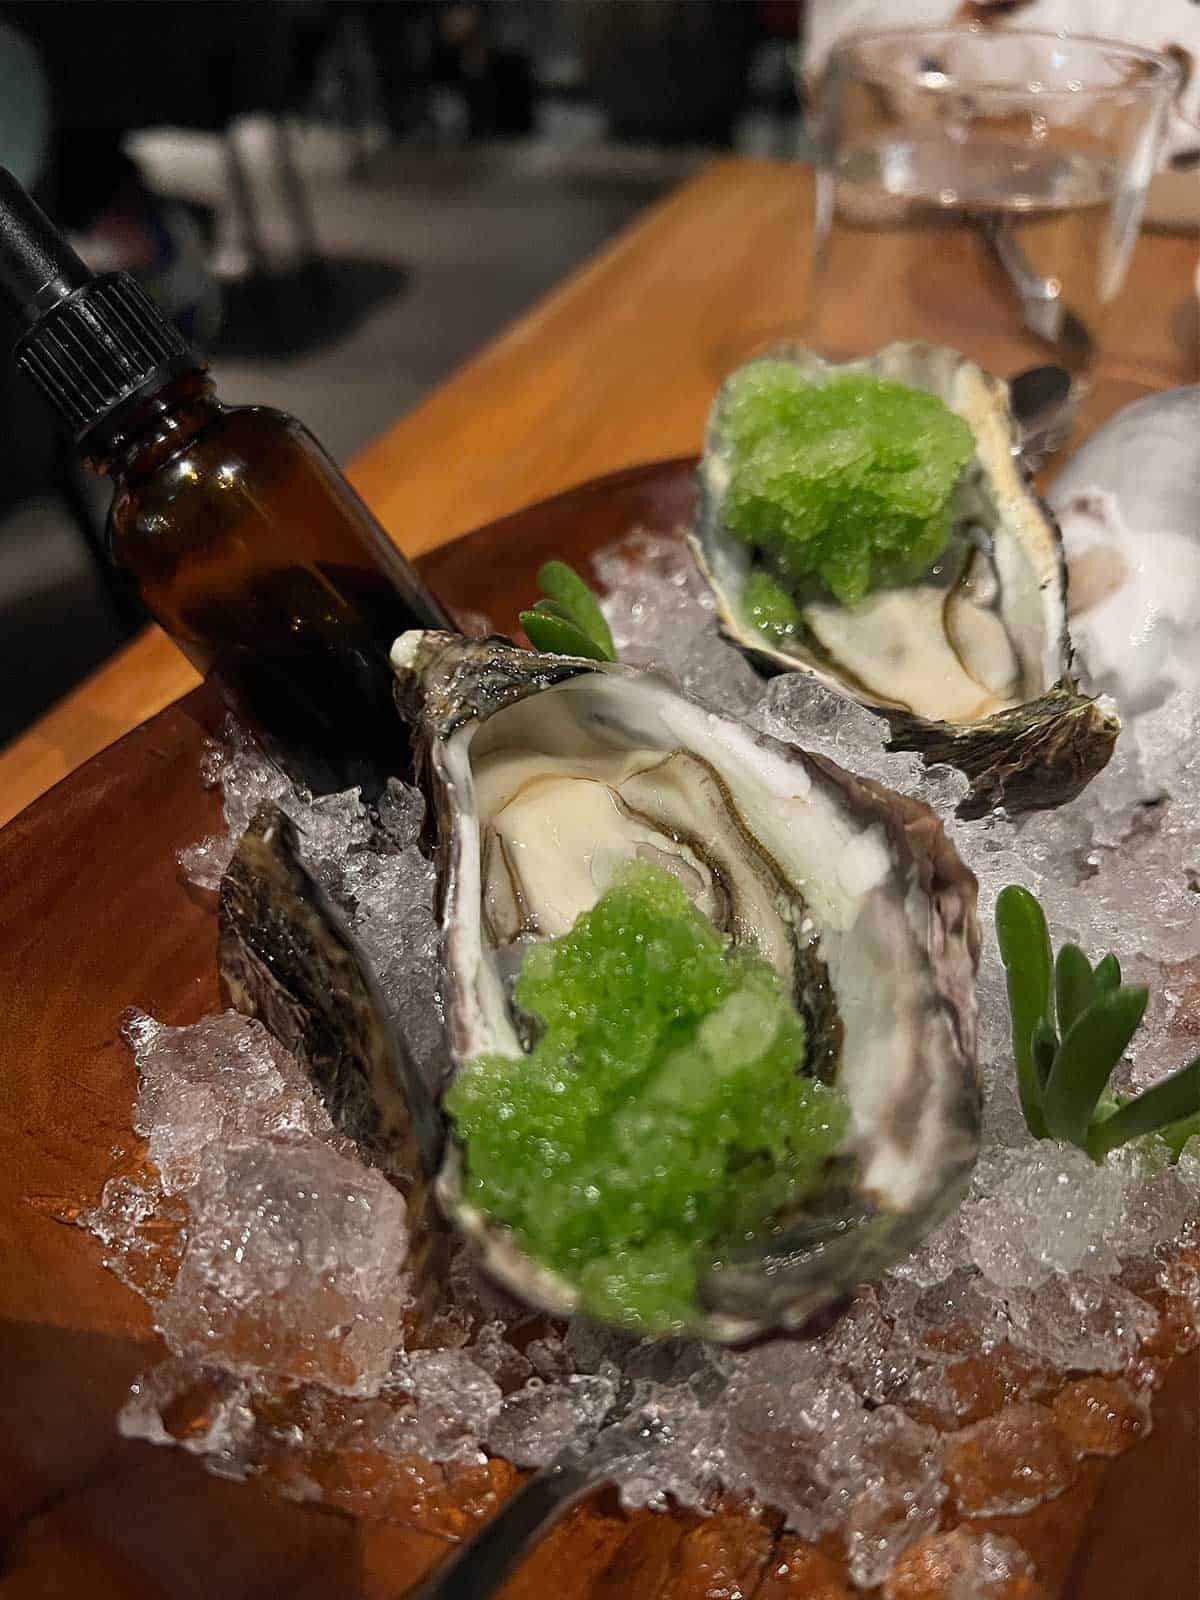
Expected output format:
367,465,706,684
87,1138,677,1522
387,630,981,1342
690,343,1120,820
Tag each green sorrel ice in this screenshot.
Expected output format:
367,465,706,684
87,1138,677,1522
446,862,846,1332
719,365,975,625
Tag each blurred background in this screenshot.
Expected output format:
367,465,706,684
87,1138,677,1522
0,1,1194,753
0,0,809,750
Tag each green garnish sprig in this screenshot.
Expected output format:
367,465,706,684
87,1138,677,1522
520,559,616,662
995,885,1200,1163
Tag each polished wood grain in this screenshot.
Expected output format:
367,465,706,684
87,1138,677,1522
0,156,1194,828
2,461,1196,1599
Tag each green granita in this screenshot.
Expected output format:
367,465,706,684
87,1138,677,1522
742,569,801,644
445,861,847,1333
720,364,976,607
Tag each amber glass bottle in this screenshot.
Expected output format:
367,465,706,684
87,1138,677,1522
88,371,451,792
0,169,451,793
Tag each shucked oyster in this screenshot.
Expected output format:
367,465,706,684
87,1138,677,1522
690,343,1120,820
382,630,981,1342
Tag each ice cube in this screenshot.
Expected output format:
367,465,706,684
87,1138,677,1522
157,1143,409,1395
1050,1375,1152,1458
177,723,294,889
386,1349,502,1463
82,1173,188,1304
594,1334,725,1403
125,1010,336,1192
820,1288,917,1405
343,846,446,1094
880,1527,1039,1599
468,1322,533,1392
889,1209,969,1292
943,1402,1077,1518
818,1406,946,1589
119,1357,258,1473
753,674,972,817
290,788,374,877
485,1374,616,1468
961,1146,1125,1288
1003,1273,1158,1373
614,1385,726,1513
720,1344,859,1541
593,531,763,715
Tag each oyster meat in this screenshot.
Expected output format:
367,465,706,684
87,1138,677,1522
387,630,981,1341
690,343,1120,819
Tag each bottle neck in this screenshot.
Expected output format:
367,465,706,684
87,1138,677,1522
83,368,221,483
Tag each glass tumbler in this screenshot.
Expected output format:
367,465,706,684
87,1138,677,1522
809,28,1181,383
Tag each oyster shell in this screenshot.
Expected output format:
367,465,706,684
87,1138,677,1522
690,343,1120,820
1049,385,1200,722
392,630,981,1341
218,806,449,1326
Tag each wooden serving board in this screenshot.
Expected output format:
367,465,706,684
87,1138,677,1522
0,460,1194,1599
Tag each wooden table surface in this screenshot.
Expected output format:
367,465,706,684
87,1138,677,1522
1,157,1197,1598
0,155,1195,830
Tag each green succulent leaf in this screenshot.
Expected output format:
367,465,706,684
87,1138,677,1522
995,887,1197,1163
995,885,1054,1139
1031,1017,1058,1086
1092,1084,1123,1125
1159,1109,1200,1163
1042,985,1149,1149
1093,953,1121,992
1088,1053,1200,1162
535,560,616,660
531,597,577,622
520,607,611,661
1055,944,1096,1036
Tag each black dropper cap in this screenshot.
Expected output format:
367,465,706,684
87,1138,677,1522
0,167,199,442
